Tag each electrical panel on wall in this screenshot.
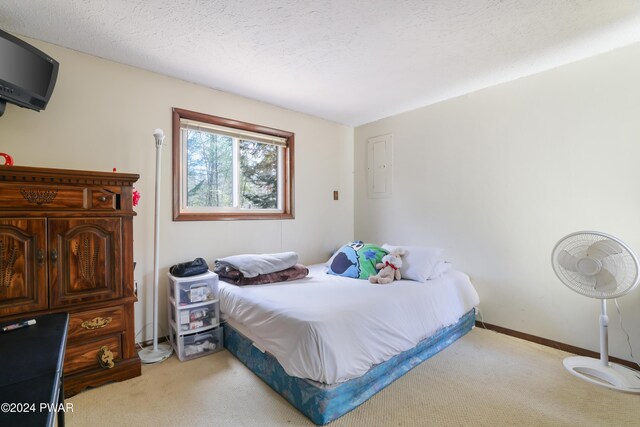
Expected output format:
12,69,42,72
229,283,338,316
367,134,393,198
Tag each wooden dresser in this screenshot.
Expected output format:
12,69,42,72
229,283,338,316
0,165,141,396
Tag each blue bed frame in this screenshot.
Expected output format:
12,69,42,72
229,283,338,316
223,309,476,425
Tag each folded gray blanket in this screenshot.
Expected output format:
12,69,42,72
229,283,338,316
214,252,299,278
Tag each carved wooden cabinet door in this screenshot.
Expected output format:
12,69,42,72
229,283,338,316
0,219,47,316
49,218,122,307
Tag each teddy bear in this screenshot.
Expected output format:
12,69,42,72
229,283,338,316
369,248,405,284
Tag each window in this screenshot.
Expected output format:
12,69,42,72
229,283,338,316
172,108,294,220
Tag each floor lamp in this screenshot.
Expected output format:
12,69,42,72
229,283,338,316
138,128,173,364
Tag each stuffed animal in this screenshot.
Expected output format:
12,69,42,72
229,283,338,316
369,248,405,284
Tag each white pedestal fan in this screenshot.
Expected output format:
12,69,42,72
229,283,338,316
551,231,640,393
138,129,173,364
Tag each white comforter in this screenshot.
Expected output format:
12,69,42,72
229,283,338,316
219,264,479,385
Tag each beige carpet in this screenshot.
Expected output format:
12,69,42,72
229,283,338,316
67,328,639,426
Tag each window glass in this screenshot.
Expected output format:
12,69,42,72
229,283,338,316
172,108,294,221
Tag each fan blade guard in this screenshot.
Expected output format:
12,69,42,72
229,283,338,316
552,230,640,299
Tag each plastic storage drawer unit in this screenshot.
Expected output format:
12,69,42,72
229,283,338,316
170,326,223,361
168,271,219,305
170,300,220,332
167,271,223,361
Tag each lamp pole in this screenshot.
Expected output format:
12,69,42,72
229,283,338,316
138,128,173,364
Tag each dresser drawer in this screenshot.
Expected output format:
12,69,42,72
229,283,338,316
0,185,118,211
64,335,122,374
89,189,116,210
0,185,84,209
67,306,124,341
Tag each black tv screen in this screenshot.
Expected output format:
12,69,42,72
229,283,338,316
0,28,58,115
0,36,53,97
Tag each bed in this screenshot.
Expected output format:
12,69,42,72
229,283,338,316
219,263,479,424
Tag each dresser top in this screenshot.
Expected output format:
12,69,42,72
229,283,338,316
0,165,139,186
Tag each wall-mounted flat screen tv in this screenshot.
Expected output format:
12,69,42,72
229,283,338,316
0,28,59,116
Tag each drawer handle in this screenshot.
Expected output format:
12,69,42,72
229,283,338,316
97,195,108,202
97,346,115,369
50,249,58,263
37,249,45,266
81,316,113,330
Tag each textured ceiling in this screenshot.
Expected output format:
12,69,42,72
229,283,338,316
1,1,640,126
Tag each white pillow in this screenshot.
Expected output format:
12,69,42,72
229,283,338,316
428,260,452,280
382,244,444,282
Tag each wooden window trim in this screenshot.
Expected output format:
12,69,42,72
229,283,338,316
172,107,295,221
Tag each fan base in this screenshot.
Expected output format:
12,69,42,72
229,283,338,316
563,356,640,393
138,342,173,364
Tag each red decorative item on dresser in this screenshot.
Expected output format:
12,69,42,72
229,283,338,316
0,165,141,396
0,153,13,166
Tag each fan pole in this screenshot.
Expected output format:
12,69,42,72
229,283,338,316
564,296,640,393
599,299,609,366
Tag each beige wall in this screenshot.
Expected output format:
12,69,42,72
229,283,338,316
5,34,639,360
355,43,640,360
0,38,354,342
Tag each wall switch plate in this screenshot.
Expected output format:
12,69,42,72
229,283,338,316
333,191,339,200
